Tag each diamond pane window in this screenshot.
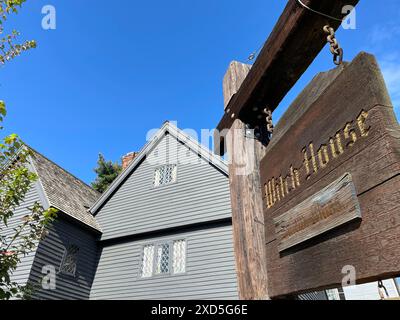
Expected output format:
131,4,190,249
155,243,170,274
140,240,187,278
153,165,177,187
326,289,341,300
141,245,155,278
173,240,186,274
59,244,79,276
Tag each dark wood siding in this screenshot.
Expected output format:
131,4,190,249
27,216,100,300
6,184,46,287
297,291,328,300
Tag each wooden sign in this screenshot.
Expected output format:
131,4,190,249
260,52,400,298
274,173,361,252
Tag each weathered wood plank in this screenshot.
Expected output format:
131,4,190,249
267,63,347,152
216,0,360,154
274,173,361,252
227,119,269,300
223,61,252,110
223,61,269,300
260,52,400,298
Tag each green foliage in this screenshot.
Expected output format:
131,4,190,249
0,0,36,66
91,153,122,193
0,1,55,300
0,108,58,299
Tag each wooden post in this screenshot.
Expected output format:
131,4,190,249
223,61,252,110
223,61,269,300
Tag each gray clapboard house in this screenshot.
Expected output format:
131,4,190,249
89,121,239,300
6,122,239,300
7,148,101,300
5,124,396,300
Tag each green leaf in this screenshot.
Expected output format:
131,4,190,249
0,101,6,116
4,133,18,145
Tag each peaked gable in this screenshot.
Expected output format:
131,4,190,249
90,122,228,215
90,123,232,240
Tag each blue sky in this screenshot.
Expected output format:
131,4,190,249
1,0,400,184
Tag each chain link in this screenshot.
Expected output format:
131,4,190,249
378,280,389,300
263,108,274,134
323,25,343,66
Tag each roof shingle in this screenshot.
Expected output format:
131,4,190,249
29,148,102,232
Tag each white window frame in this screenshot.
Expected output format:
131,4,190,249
139,239,187,278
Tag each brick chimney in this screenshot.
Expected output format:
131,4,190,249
122,152,138,170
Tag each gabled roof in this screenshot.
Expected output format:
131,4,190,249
90,121,228,214
29,148,102,232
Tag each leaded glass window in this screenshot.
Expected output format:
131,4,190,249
140,240,186,277
155,243,170,275
59,244,79,276
173,240,186,274
153,165,177,187
141,245,155,278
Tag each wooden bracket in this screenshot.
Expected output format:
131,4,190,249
215,0,360,155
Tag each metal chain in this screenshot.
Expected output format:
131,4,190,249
323,25,343,66
246,107,274,145
249,1,347,63
263,108,274,134
378,280,389,300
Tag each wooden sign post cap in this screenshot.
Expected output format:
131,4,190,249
223,61,252,110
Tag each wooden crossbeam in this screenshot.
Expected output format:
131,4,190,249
216,0,360,153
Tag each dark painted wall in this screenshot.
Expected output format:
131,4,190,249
27,216,100,300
